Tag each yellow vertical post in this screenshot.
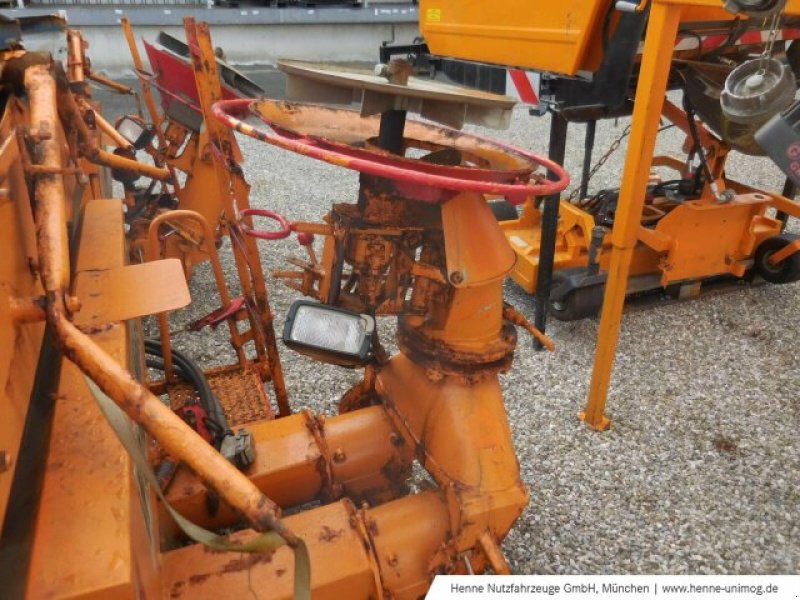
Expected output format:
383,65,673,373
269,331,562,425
581,0,682,431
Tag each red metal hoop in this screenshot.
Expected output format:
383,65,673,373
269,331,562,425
212,98,569,204
238,208,292,240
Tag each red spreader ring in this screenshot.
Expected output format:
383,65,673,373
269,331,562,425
212,98,569,204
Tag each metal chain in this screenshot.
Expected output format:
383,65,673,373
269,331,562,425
762,11,782,59
569,123,632,201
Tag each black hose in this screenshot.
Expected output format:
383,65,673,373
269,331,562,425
144,339,231,447
681,83,716,188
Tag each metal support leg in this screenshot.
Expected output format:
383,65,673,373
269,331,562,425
581,1,681,430
579,120,597,200
378,109,407,155
777,177,796,232
533,111,568,350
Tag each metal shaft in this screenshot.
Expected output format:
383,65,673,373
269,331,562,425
777,177,796,231
580,120,597,200
533,111,568,350
378,108,407,154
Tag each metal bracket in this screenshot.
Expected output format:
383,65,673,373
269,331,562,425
72,259,191,328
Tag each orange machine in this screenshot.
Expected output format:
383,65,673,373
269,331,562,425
0,16,569,598
420,0,800,429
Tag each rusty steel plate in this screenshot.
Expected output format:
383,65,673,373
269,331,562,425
164,364,274,426
278,59,516,130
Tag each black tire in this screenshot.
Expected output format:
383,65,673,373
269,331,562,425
754,234,800,284
549,278,605,321
489,200,519,222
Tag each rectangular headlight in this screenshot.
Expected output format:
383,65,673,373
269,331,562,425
116,116,154,150
283,300,375,366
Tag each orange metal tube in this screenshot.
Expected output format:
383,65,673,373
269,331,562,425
9,295,46,324
147,209,247,379
66,30,85,83
163,406,412,532
77,96,132,150
768,238,800,265
25,63,298,544
478,531,511,575
87,70,136,95
55,81,171,181
161,491,451,600
95,148,171,181
582,1,682,431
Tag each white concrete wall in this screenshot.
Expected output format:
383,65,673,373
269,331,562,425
85,22,419,73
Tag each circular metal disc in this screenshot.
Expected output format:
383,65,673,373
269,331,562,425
277,59,517,130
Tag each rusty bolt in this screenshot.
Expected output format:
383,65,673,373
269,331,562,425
29,124,53,143
449,271,464,285
65,295,82,314
389,432,404,447
0,451,11,473
425,367,444,383
332,448,346,464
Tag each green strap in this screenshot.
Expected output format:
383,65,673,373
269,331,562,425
84,377,311,600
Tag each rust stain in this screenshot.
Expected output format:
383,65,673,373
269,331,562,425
318,525,345,542
188,572,212,586
712,435,739,455
170,580,185,598
219,552,274,574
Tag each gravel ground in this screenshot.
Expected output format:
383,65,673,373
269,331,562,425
147,93,799,574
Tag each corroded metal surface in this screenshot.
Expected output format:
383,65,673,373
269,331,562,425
164,364,274,426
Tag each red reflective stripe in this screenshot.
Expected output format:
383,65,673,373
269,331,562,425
783,28,800,40
508,69,538,105
740,30,764,45
701,34,728,50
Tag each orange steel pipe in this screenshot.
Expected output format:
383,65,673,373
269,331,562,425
55,81,170,181
24,63,298,544
9,295,46,324
77,96,132,150
768,238,800,265
479,531,511,575
582,1,682,431
121,17,161,127
66,30,85,83
87,70,136,95
163,406,412,531
162,491,451,599
97,147,170,181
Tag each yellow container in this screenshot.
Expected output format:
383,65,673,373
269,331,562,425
419,1,751,76
419,0,613,76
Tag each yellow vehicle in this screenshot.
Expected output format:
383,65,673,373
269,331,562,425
419,0,800,428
